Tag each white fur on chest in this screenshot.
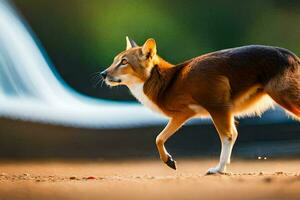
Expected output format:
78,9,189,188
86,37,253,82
128,83,163,114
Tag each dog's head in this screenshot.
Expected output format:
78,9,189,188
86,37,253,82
101,37,158,87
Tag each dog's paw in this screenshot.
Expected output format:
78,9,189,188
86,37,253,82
164,155,176,170
205,166,226,175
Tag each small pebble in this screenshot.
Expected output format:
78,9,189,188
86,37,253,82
263,177,273,183
70,176,76,180
87,176,96,180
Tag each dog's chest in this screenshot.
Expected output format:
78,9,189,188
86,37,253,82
128,83,163,114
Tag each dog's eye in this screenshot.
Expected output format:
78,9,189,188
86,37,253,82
121,59,128,65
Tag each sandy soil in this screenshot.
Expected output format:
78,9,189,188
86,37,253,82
0,159,300,200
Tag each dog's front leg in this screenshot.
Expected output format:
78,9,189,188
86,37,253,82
156,116,189,170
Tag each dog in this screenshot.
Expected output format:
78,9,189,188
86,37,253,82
101,37,300,174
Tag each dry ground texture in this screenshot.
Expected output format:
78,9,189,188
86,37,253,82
0,159,300,200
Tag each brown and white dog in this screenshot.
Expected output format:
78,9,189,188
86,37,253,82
101,37,300,174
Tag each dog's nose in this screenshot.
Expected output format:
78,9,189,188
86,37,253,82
100,71,107,79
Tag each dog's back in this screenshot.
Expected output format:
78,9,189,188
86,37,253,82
166,45,300,117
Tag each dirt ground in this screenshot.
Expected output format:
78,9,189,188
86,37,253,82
0,159,300,200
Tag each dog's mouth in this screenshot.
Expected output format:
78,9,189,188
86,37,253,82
105,76,122,86
108,78,121,83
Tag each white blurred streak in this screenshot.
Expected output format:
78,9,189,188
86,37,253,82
0,1,290,129
0,0,167,128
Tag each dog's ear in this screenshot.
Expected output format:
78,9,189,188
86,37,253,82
142,38,157,58
126,36,138,50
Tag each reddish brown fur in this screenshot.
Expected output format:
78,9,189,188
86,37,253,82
141,46,300,119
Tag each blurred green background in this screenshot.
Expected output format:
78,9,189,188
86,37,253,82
12,0,300,100
0,0,299,160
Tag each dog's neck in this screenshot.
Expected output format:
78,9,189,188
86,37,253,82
127,57,191,114
143,59,191,107
143,65,177,102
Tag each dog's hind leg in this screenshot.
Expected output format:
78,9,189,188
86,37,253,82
268,94,300,118
266,65,300,119
206,110,238,175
